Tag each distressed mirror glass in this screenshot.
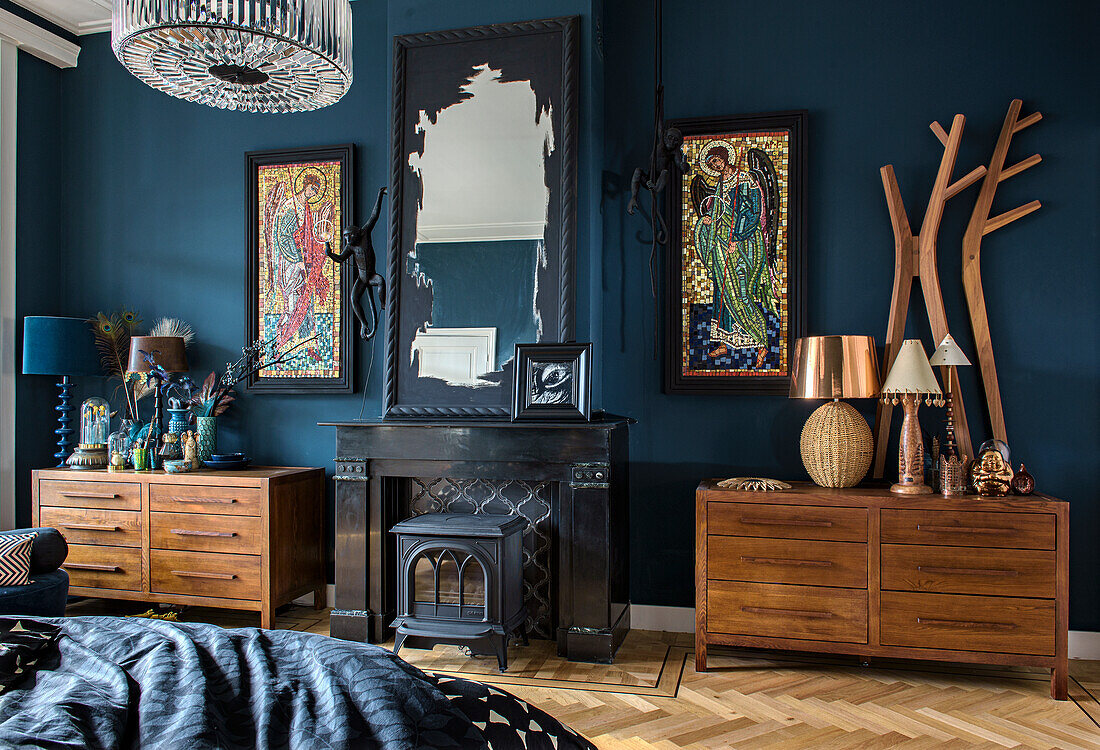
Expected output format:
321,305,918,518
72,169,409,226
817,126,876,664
387,18,578,417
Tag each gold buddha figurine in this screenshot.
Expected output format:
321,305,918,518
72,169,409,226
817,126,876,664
970,440,1014,497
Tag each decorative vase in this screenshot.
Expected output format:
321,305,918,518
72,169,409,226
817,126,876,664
132,447,151,472
196,415,218,463
167,407,191,437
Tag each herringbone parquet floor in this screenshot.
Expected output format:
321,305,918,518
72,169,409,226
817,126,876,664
67,600,1100,749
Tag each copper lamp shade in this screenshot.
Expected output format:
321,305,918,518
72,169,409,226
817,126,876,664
127,336,189,373
790,335,880,399
790,336,880,489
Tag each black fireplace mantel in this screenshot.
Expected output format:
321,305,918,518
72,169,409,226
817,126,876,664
321,415,631,663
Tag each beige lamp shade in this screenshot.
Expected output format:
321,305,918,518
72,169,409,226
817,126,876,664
928,334,972,367
881,339,941,396
127,336,189,373
790,335,880,399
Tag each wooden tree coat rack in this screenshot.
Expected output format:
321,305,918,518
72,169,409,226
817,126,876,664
872,115,987,479
962,99,1042,445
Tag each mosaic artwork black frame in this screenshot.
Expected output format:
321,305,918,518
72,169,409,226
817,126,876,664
245,144,355,394
663,111,806,395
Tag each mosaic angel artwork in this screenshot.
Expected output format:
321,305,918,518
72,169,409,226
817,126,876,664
247,146,354,393
666,113,805,394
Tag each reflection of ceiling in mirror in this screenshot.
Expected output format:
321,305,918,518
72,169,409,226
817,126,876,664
409,63,554,243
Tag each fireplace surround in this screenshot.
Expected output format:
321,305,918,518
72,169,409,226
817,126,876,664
323,416,631,663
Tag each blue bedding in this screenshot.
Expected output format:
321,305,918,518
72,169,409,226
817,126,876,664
0,616,595,749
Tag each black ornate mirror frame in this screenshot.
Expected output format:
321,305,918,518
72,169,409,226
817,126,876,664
385,16,580,418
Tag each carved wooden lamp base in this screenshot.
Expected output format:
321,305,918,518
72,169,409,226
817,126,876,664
890,394,932,495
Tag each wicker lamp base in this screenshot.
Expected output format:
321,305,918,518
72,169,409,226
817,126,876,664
800,400,873,488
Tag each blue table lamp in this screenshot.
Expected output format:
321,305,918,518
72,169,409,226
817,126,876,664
22,316,102,467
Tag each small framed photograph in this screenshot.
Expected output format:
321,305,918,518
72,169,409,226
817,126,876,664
511,343,592,422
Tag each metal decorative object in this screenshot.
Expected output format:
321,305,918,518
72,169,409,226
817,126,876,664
111,0,353,113
716,477,792,492
391,514,527,672
407,477,554,640
939,455,969,497
327,187,387,340
970,440,1014,497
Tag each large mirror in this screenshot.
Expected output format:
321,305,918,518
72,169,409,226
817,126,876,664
386,18,578,417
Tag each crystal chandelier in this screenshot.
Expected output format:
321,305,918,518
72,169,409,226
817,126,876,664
111,0,353,113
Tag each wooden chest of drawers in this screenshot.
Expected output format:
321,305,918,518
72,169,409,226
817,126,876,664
696,481,1069,699
33,467,326,628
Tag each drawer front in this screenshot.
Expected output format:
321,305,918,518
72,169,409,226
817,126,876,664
151,550,261,601
708,581,867,644
880,509,1054,550
709,502,867,542
38,479,140,511
881,544,1055,598
709,536,867,588
40,507,141,548
149,483,263,516
63,544,141,591
880,591,1054,656
151,512,262,555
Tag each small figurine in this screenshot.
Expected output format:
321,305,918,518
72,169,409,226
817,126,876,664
327,186,387,340
970,440,1014,497
1012,463,1036,495
182,430,198,469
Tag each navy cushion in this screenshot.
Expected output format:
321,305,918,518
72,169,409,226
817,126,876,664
0,569,69,617
0,528,67,574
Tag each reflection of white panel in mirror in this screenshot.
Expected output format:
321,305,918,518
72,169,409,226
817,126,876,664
411,327,497,387
407,63,552,379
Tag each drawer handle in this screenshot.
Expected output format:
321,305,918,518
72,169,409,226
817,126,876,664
741,606,833,619
741,556,833,568
917,565,1019,577
167,496,237,504
740,516,833,528
60,523,120,532
59,492,120,500
916,525,1006,535
171,529,238,538
171,570,237,580
64,562,121,572
916,617,1016,631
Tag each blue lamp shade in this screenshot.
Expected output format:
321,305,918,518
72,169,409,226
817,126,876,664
22,316,102,377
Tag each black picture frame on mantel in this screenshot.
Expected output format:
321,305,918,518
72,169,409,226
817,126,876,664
245,144,355,394
385,17,580,418
664,110,806,395
511,343,592,422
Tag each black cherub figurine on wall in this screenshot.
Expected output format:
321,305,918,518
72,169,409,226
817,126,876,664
327,186,387,340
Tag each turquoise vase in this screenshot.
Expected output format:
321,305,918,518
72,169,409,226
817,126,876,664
167,408,191,437
196,415,217,463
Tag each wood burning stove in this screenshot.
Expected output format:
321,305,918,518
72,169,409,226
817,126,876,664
390,513,526,672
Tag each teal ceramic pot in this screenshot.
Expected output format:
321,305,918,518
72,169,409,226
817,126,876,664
196,416,217,463
167,408,191,436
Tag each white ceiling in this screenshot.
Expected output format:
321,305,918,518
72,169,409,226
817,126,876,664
13,0,111,35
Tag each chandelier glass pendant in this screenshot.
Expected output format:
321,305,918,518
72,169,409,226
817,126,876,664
111,0,353,113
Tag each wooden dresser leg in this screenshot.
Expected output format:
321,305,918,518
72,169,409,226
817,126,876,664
695,638,708,672
260,607,275,630
1051,664,1068,700
314,586,327,610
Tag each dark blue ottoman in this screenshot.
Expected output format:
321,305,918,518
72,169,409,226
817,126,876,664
0,528,69,617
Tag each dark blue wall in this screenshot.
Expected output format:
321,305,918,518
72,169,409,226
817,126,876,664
601,0,1099,627
14,0,1099,628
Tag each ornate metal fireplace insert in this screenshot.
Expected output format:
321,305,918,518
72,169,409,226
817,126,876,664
391,513,526,672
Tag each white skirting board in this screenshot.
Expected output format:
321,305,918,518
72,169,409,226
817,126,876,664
297,591,1100,661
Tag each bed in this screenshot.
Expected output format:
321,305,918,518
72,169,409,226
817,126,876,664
0,616,595,749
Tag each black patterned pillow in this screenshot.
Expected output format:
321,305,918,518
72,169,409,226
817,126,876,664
0,533,35,586
0,619,60,694
434,675,598,749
